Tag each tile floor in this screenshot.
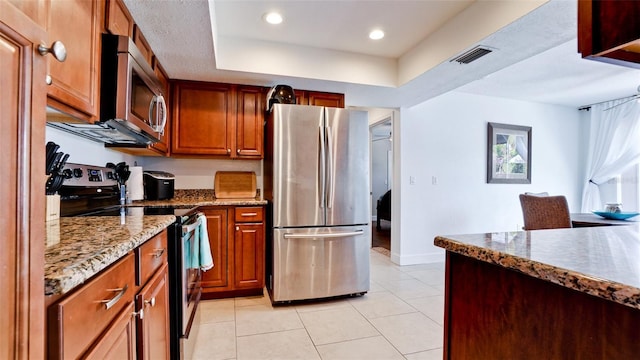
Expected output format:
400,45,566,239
191,250,445,360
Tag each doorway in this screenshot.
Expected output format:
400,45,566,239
370,117,392,252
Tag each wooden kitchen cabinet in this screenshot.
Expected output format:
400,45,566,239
296,90,345,108
201,206,265,298
236,85,265,158
234,207,265,289
201,208,229,289
578,0,640,69
0,2,47,358
44,0,104,122
48,253,137,359
136,263,170,360
48,230,170,359
171,81,265,159
83,301,137,360
105,0,134,37
133,24,154,67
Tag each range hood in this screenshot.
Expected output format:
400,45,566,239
46,117,158,147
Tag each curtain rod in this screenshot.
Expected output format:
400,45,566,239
578,92,640,111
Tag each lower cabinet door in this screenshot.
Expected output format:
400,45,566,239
234,223,265,289
136,263,170,360
83,301,137,360
201,208,229,290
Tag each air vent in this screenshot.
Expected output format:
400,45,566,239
451,46,493,64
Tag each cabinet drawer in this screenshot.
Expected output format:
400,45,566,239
235,207,263,222
136,229,168,287
48,252,136,359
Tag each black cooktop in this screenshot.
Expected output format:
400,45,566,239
76,205,197,218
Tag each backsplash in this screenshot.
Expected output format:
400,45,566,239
139,157,262,190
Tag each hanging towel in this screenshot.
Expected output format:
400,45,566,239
196,213,214,271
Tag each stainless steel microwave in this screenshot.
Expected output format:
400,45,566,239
48,34,167,146
100,33,167,143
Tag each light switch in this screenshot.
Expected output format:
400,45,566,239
432,176,438,185
409,176,416,185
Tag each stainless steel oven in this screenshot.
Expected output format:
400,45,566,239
173,211,203,359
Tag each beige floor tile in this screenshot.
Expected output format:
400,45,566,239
315,335,404,360
236,329,320,360
235,292,271,307
368,280,387,293
378,278,441,301
199,299,236,324
370,312,443,355
299,307,380,346
405,296,444,325
349,291,417,319
191,321,236,360
404,347,444,360
406,269,445,286
294,297,354,313
235,304,304,336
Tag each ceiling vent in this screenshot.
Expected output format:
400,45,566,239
451,46,493,64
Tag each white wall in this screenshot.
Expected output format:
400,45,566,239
395,91,584,265
139,157,261,190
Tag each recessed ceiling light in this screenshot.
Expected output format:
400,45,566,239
369,29,385,40
263,12,283,25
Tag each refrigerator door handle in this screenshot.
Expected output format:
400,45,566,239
319,125,326,209
325,126,334,209
283,230,364,239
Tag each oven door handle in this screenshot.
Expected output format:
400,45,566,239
182,214,203,237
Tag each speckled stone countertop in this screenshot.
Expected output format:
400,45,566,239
434,225,640,310
132,189,267,207
44,214,175,296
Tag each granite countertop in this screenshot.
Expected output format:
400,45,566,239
434,225,640,310
132,189,267,207
44,214,175,296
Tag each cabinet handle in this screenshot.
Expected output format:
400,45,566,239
45,75,52,85
227,149,231,154
133,308,144,320
237,149,240,154
151,248,165,258
145,297,156,307
38,41,67,62
236,226,239,231
241,213,257,217
100,284,128,310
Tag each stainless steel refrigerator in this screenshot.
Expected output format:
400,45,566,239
264,103,371,303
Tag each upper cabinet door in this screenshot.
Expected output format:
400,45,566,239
236,86,264,158
0,2,47,358
46,0,103,122
172,81,235,156
105,0,134,37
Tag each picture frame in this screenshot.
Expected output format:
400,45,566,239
487,122,531,184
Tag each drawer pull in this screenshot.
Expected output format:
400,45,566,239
241,213,258,217
100,284,128,310
151,248,165,258
144,297,156,307
133,308,144,320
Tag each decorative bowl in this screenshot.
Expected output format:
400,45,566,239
592,211,640,220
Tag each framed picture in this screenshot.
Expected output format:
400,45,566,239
487,122,531,184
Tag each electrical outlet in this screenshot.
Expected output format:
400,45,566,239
409,176,416,185
432,176,438,185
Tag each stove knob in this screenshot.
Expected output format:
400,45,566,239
73,168,83,178
62,169,73,179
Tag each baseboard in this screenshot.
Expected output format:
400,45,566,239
390,250,445,265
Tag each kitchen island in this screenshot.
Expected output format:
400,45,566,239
434,225,640,359
45,214,175,296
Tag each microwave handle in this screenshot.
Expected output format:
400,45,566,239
149,95,167,134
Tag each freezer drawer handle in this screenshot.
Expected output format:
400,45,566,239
283,230,364,239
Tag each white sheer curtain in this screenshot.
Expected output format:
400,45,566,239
581,98,640,212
